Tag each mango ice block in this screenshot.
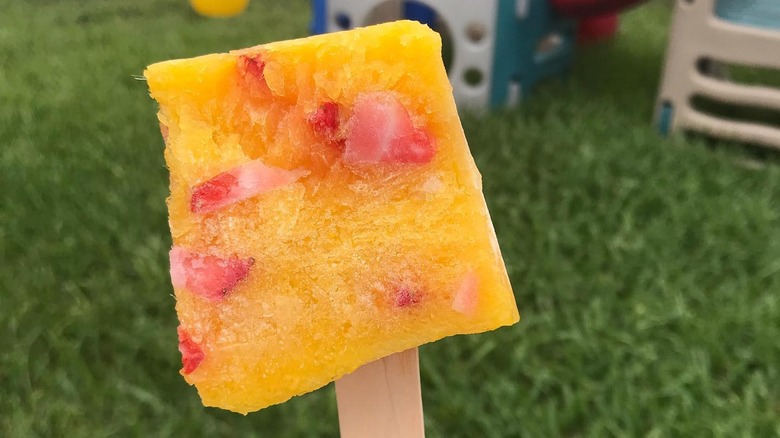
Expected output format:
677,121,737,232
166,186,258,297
145,20,519,414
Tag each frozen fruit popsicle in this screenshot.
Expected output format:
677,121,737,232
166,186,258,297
145,20,519,415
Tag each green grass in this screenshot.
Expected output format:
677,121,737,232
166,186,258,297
2,0,779,436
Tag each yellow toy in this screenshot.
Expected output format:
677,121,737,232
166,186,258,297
189,0,249,17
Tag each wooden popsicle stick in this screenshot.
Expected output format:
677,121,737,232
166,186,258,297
335,347,425,438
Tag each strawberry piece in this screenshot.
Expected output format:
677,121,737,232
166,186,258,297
177,327,205,375
159,122,169,143
237,53,272,98
308,101,340,139
389,126,435,163
190,160,308,214
452,271,478,316
169,247,255,301
190,172,238,213
344,92,436,165
395,285,422,307
169,246,188,290
238,54,266,85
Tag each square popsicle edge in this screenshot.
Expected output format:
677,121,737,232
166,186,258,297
145,20,519,414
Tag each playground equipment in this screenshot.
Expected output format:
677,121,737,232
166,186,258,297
655,0,780,150
311,0,577,110
311,0,645,110
551,0,645,43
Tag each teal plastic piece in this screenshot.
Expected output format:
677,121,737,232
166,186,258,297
715,0,780,31
491,0,576,107
657,101,674,136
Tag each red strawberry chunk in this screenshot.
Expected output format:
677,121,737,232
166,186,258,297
390,126,436,163
190,160,308,214
159,122,169,143
169,247,255,301
238,54,266,85
395,285,422,307
190,172,238,213
452,271,479,316
308,101,340,139
344,92,436,165
177,327,205,375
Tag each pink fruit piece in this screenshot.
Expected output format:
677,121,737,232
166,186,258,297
394,284,422,307
169,246,255,301
452,271,478,316
177,327,205,375
344,92,436,165
191,172,237,213
238,54,267,86
308,101,340,140
159,122,169,143
190,160,309,214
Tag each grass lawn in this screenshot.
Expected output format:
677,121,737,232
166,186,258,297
2,0,779,436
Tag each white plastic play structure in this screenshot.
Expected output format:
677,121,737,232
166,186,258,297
655,0,780,150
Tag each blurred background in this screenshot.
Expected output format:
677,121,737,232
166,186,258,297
2,0,779,436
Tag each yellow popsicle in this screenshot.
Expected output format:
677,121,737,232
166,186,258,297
145,20,519,414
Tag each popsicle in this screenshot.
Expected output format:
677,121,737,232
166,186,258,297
145,20,519,415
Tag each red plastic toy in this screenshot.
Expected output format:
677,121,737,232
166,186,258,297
550,0,646,43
